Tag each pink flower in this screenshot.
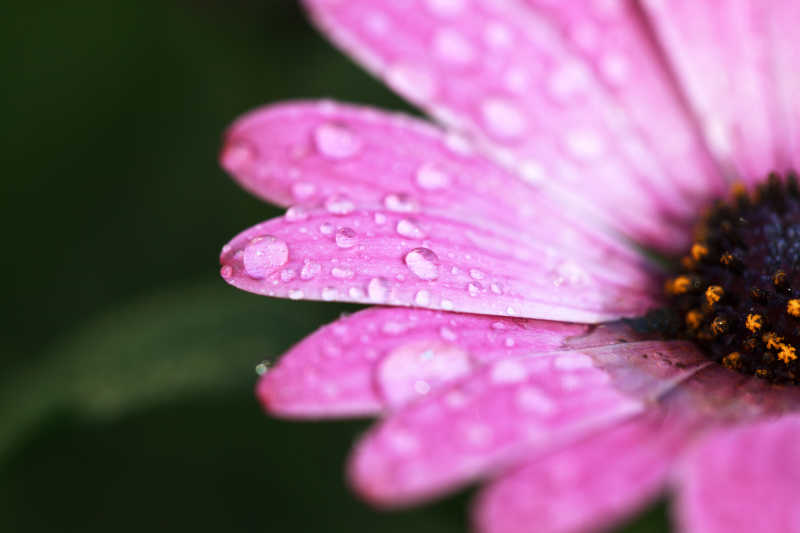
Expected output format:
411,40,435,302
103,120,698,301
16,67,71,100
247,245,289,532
218,2,800,532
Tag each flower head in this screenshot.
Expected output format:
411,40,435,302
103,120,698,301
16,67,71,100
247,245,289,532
219,1,800,532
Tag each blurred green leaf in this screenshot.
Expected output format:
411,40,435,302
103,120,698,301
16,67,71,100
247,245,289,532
0,281,353,463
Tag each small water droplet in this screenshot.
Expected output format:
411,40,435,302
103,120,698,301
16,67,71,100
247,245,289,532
291,182,316,201
255,360,271,375
221,139,257,172
384,192,419,212
288,289,304,300
319,222,334,235
469,268,485,280
335,227,358,248
331,267,354,279
321,287,338,301
368,277,389,302
242,235,289,279
467,282,482,296
285,205,310,221
314,122,362,159
439,326,457,341
415,290,431,306
405,247,440,280
220,265,233,279
441,299,454,310
396,218,425,239
300,259,321,280
348,286,364,299
415,162,450,190
325,194,355,215
280,268,297,282
373,212,387,224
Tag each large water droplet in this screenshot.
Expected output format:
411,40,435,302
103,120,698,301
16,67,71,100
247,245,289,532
377,340,473,407
325,194,355,215
314,122,362,159
220,139,257,172
405,247,440,280
415,162,450,190
396,219,425,239
242,235,289,279
368,277,389,302
384,192,419,212
335,227,358,248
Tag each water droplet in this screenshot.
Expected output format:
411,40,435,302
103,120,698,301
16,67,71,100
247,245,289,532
288,289,304,300
280,268,297,282
314,122,362,159
291,182,316,201
415,162,450,190
490,358,527,383
384,192,419,212
325,194,355,215
396,218,425,239
433,28,474,64
467,282,482,296
220,265,233,279
285,205,310,221
319,222,334,235
506,306,517,315
300,259,321,280
331,267,354,279
425,0,464,16
321,287,338,301
405,247,440,280
439,326,457,341
481,98,526,139
255,360,271,375
335,227,358,248
242,235,289,279
368,277,389,302
220,139,257,172
377,340,472,406
415,289,431,306
348,286,364,299
469,268,485,280
374,212,387,224
441,299,454,310
386,63,438,101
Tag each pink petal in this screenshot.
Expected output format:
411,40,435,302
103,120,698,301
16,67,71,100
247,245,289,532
674,414,800,533
220,100,647,266
258,307,590,418
348,350,644,506
643,0,793,182
301,0,719,250
220,209,659,322
474,408,698,533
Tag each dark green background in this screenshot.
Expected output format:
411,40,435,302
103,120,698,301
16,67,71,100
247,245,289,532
1,2,669,531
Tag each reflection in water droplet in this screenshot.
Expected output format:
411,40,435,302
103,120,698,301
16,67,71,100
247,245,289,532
335,227,358,248
319,222,334,235
242,235,289,279
314,122,362,159
285,205,310,222
405,247,440,280
368,277,389,302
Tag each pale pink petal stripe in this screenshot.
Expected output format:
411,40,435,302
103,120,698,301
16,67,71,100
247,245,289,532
219,101,647,266
643,0,787,183
474,408,697,533
674,415,800,533
348,350,644,507
258,306,589,418
220,209,659,323
301,0,710,250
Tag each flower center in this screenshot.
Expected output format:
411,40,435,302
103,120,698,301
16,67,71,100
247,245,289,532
665,171,800,384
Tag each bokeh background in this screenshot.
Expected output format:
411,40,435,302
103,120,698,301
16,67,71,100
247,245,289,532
2,2,669,531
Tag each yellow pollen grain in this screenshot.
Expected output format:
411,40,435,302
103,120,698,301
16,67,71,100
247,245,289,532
745,314,763,332
778,343,798,364
773,270,787,286
681,256,695,270
722,352,741,370
705,285,724,306
763,332,784,351
720,252,735,266
691,243,708,261
685,309,703,330
731,182,748,199
756,369,769,378
667,276,692,295
788,299,800,317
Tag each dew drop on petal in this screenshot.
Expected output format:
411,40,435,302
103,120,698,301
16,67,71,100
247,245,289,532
285,205,310,222
467,282,482,296
220,264,233,279
415,162,450,190
291,182,316,202
373,213,387,225
405,247,440,280
331,267,354,279
377,340,473,406
280,268,296,282
242,235,289,279
335,227,358,248
481,98,526,139
441,299,454,310
469,269,485,280
396,219,425,239
220,139,257,172
321,287,338,301
415,289,431,306
325,194,355,215
314,122,362,159
288,289,304,300
255,360,271,376
367,277,389,302
319,222,334,235
384,192,419,212
300,259,321,280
